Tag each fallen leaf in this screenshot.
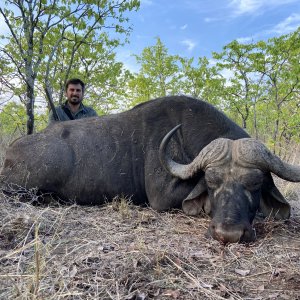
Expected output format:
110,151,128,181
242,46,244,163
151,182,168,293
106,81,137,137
235,268,250,276
257,284,265,291
272,268,286,276
126,292,147,300
268,293,279,299
280,295,293,300
162,289,180,299
136,292,147,300
186,281,213,289
69,265,77,278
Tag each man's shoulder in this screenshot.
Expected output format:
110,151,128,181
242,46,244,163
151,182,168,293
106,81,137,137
82,104,98,116
84,105,96,111
84,105,95,111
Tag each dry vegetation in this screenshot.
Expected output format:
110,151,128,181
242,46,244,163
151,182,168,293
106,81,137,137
0,140,300,300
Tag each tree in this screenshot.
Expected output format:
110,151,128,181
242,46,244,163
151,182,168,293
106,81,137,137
213,41,261,130
37,35,134,115
210,29,300,151
129,37,181,105
0,102,27,135
127,73,154,106
253,30,300,151
179,56,224,106
0,0,140,134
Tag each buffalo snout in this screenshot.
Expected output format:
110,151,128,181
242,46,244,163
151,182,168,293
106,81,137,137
208,220,256,244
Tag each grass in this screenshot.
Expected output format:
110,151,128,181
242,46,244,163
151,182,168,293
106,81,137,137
0,137,300,299
0,193,299,299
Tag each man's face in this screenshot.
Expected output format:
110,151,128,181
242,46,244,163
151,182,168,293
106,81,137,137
65,83,84,105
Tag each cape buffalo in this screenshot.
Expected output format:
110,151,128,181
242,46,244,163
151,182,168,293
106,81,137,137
1,96,300,243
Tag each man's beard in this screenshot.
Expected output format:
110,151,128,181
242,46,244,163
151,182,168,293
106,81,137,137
69,97,82,104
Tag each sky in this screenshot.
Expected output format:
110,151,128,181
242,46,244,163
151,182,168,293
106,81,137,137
118,0,300,71
0,0,299,72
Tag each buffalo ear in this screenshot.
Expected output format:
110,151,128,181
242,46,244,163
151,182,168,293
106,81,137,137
182,178,210,216
260,175,290,219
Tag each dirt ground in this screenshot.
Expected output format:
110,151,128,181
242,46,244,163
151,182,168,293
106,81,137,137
0,182,299,300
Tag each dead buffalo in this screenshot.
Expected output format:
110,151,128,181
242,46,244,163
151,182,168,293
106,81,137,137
1,96,300,243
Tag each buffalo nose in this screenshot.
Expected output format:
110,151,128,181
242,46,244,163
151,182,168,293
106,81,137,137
208,221,256,244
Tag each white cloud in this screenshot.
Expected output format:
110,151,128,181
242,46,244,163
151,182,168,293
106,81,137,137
180,39,196,51
0,14,9,35
204,17,219,23
220,68,235,83
209,58,234,82
235,13,300,43
236,36,254,43
228,0,299,16
229,0,262,15
115,49,140,73
140,0,153,7
180,24,188,30
268,13,300,34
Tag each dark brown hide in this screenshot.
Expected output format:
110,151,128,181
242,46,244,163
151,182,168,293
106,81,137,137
0,96,293,243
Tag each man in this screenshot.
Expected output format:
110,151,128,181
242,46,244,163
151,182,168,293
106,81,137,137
48,78,98,123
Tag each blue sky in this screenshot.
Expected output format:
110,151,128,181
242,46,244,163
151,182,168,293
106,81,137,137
118,0,300,71
1,0,299,72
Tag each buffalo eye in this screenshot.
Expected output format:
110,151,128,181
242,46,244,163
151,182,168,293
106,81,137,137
243,182,263,193
205,169,223,189
240,171,264,192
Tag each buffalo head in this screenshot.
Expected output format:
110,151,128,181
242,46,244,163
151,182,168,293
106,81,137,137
159,125,297,244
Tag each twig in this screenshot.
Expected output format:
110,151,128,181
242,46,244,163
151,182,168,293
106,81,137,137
166,255,230,300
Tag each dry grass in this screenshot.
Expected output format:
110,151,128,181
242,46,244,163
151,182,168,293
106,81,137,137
0,133,18,167
0,139,300,299
0,193,299,300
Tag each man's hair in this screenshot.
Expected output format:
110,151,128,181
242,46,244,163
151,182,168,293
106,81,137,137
65,78,85,92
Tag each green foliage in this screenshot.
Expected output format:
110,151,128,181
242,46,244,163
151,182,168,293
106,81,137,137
179,56,224,105
0,1,299,152
0,0,141,133
209,29,300,151
0,102,48,135
119,30,300,153
0,102,27,135
127,74,154,106
212,41,260,129
128,37,181,105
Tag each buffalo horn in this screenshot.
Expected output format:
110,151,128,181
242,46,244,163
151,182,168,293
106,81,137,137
235,138,300,182
159,124,231,179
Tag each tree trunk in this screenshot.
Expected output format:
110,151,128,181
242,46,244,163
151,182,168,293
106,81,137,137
242,118,247,129
253,101,258,139
273,118,279,154
26,81,35,135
